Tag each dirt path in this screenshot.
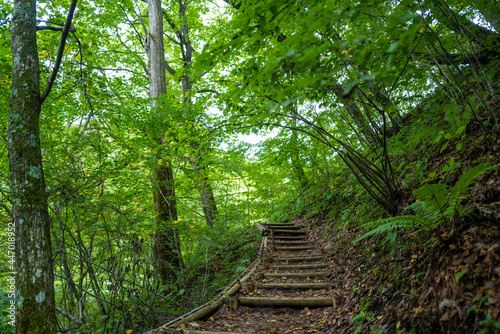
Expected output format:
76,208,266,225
156,222,337,333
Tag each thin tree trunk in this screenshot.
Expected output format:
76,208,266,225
147,0,182,286
9,0,57,332
189,160,218,227
290,105,310,190
330,84,381,147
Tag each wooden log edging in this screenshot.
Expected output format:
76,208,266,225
144,236,267,334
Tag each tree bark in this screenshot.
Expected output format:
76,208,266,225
9,0,57,332
147,0,182,286
189,159,218,227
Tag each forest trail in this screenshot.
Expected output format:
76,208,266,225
150,221,338,333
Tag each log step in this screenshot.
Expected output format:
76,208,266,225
239,296,335,308
269,226,302,230
256,283,328,289
274,236,307,240
275,246,313,251
263,272,332,278
262,223,296,227
274,255,324,262
168,330,242,334
272,264,329,269
275,240,310,245
273,230,306,235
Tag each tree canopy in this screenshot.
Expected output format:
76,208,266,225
1,0,499,332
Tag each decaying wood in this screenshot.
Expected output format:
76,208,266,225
254,222,267,232
238,296,335,308
242,282,254,292
255,283,328,289
223,295,239,311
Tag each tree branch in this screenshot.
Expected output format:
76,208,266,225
40,0,78,104
36,25,76,33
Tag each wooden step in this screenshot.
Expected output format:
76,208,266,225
275,246,313,251
239,296,335,308
269,225,302,230
168,330,242,334
255,283,328,289
262,223,295,227
272,264,329,270
263,272,332,278
273,255,324,262
274,236,307,240
272,230,306,235
275,240,310,245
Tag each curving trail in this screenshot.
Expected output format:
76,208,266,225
150,221,339,334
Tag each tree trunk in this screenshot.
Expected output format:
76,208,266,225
330,84,381,147
148,0,182,286
189,160,218,227
290,105,310,190
9,0,57,332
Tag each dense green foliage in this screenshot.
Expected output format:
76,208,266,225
1,0,499,332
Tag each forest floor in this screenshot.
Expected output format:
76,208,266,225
151,212,499,334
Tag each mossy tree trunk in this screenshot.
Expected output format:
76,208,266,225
188,157,218,227
147,0,183,286
9,0,57,332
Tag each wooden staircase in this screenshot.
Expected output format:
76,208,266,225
148,222,338,334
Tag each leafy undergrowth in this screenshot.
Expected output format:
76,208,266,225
308,218,500,334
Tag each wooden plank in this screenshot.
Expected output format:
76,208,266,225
274,236,307,240
168,330,243,334
261,223,295,227
272,264,329,269
239,296,335,308
268,226,302,230
275,246,313,251
275,240,310,245
255,283,328,289
273,256,324,262
263,272,332,278
272,230,306,235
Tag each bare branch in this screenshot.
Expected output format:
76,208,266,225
40,0,78,104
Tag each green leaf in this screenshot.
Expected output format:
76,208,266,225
455,271,465,283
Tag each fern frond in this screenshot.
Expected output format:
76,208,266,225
413,183,449,220
355,215,434,242
446,163,496,217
